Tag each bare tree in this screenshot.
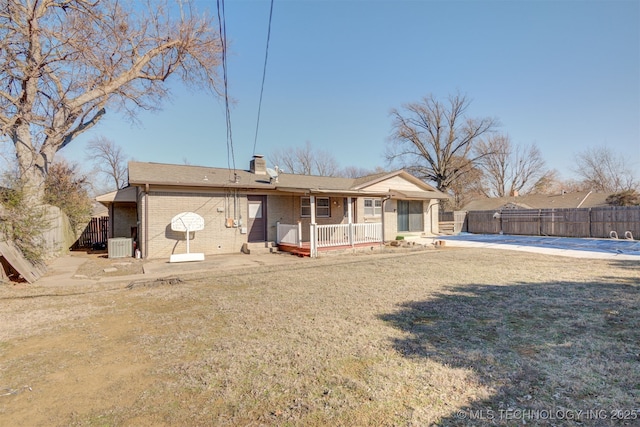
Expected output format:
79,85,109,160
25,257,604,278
574,146,638,192
474,135,550,197
269,141,340,176
446,156,484,209
386,93,498,193
340,165,386,179
86,136,128,190
0,0,222,205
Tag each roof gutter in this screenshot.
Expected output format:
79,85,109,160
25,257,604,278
275,187,391,197
128,179,276,190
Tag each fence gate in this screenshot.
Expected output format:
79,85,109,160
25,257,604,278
73,216,109,249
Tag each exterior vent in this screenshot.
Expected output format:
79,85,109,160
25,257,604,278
108,238,133,258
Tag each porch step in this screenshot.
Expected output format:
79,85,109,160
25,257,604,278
438,221,456,235
244,242,277,255
277,244,311,257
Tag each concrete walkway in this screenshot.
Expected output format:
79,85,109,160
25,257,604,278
37,251,309,287
33,236,639,287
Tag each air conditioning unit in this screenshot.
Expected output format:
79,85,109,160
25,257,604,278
108,238,133,258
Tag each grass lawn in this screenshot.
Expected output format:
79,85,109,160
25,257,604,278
1,248,638,426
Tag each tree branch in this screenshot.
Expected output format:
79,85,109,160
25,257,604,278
59,107,106,150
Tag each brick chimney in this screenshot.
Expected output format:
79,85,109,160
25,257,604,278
250,154,267,175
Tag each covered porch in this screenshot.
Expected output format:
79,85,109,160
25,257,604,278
276,221,383,257
275,193,385,257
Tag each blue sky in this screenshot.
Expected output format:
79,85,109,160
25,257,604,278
63,0,639,183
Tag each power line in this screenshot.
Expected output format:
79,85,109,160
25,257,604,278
252,0,275,156
216,0,236,178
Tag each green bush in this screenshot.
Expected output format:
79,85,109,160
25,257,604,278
0,160,91,262
44,161,92,236
0,180,50,262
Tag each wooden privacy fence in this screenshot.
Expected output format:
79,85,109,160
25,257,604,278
438,211,467,234
73,216,109,249
466,207,640,239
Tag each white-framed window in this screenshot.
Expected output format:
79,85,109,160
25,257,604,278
316,197,330,217
301,197,331,218
364,198,382,216
301,197,311,217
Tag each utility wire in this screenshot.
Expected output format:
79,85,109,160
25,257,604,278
216,0,236,178
252,0,275,156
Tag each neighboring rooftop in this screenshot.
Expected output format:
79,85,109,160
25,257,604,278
462,191,612,211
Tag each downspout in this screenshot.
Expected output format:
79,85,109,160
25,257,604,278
109,203,115,238
381,195,391,243
144,183,149,259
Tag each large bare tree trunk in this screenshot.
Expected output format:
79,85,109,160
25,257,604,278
0,0,222,206
13,123,48,205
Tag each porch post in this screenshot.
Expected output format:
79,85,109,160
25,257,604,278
276,221,280,244
347,197,354,246
310,195,317,256
310,223,317,258
297,221,302,248
310,195,316,225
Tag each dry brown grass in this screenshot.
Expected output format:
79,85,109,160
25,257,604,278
0,248,638,426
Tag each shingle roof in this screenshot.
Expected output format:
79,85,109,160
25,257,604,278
463,191,612,211
127,161,449,199
128,161,356,191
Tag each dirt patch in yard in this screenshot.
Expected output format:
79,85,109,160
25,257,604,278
71,250,145,278
0,248,638,426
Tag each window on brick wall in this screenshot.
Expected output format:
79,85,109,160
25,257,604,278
301,197,330,218
364,198,382,216
316,197,330,217
301,197,311,217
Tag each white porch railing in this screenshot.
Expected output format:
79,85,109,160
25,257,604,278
352,222,383,244
277,222,383,257
314,223,383,248
315,223,350,248
312,222,383,257
276,221,302,247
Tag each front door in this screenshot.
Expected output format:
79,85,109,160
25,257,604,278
397,200,423,232
247,195,267,242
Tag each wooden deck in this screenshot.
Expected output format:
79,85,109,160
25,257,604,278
278,241,384,257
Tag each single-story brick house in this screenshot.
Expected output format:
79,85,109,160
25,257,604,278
97,156,449,259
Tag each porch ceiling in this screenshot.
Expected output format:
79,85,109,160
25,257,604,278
96,186,137,205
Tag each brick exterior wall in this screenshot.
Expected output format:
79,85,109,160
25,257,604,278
139,187,249,259
134,186,440,259
111,204,137,239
